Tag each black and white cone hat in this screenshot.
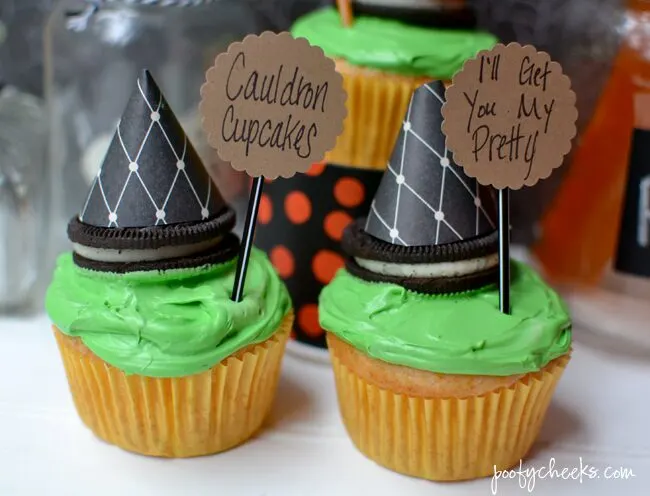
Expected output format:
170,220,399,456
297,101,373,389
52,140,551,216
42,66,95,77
343,80,499,293
68,70,238,273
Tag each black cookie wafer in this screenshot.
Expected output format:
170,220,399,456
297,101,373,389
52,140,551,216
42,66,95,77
72,232,240,274
68,206,236,251
343,219,498,263
345,256,498,293
352,1,476,29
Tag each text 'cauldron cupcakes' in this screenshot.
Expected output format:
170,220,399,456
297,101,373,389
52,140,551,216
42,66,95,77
319,81,572,481
46,70,293,458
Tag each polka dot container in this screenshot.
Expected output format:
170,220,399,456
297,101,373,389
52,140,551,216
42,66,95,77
254,162,383,348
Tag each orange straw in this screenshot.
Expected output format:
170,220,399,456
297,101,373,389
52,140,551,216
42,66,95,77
337,0,354,27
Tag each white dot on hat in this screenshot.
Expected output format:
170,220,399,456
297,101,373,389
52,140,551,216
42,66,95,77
150,111,160,122
176,160,185,170
128,161,138,172
440,157,450,167
403,121,411,132
156,209,166,220
396,174,405,185
474,197,482,207
108,212,117,223
389,228,399,239
435,211,445,221
201,208,209,219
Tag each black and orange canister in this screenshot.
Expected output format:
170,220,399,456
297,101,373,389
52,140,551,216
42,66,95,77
254,162,382,349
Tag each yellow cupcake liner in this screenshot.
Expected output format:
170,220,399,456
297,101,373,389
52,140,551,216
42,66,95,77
326,63,441,170
53,311,293,458
329,347,570,481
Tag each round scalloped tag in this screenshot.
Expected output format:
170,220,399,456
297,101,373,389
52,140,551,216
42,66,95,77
200,32,347,179
442,43,578,190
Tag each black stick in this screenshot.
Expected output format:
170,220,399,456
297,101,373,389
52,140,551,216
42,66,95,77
498,188,511,314
231,176,265,302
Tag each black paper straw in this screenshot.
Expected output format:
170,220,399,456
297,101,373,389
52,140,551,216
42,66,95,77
498,188,511,315
231,176,265,302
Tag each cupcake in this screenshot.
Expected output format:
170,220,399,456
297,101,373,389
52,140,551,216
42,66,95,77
45,71,292,457
319,81,572,481
291,4,497,169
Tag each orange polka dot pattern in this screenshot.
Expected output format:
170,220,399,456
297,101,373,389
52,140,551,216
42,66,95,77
254,163,382,348
285,191,311,224
269,245,294,279
259,194,272,225
324,211,353,241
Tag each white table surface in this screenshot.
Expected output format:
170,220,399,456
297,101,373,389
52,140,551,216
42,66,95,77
1,314,649,496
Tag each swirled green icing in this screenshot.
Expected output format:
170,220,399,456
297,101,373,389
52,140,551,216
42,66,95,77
46,249,291,378
319,261,571,376
291,7,497,79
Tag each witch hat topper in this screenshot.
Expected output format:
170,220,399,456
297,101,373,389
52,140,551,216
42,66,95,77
68,70,238,273
343,80,500,293
365,80,497,246
80,70,227,228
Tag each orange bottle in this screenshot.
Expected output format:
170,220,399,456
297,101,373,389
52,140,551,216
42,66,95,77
535,0,650,342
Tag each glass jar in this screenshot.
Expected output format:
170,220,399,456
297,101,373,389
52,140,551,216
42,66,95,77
0,82,48,312
44,0,267,261
0,0,56,96
534,0,650,349
470,0,621,246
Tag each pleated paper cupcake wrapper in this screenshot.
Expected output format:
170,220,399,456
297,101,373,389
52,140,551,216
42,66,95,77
330,347,570,481
325,62,443,169
53,312,293,458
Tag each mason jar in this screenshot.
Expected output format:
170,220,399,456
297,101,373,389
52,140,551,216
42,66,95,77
44,0,268,262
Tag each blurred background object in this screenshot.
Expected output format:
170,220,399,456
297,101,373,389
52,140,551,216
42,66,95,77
0,20,48,313
0,0,55,96
43,0,324,272
0,0,327,308
469,0,623,246
531,0,650,349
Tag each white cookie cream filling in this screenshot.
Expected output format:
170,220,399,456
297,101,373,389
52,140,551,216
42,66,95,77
355,253,498,278
73,237,223,263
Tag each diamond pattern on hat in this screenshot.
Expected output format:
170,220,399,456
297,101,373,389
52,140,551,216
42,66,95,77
79,70,225,228
364,81,497,247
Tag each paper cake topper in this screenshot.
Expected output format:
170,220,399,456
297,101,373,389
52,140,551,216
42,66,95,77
365,81,496,247
80,70,226,228
200,31,347,180
200,32,347,302
442,43,577,190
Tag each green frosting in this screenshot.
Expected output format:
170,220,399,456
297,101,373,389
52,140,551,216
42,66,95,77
291,7,498,79
319,262,571,376
46,249,291,378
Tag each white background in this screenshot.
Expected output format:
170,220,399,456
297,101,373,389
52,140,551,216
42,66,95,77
1,314,649,495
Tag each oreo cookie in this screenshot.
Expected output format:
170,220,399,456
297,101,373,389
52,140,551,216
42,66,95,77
72,232,240,274
343,220,498,293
